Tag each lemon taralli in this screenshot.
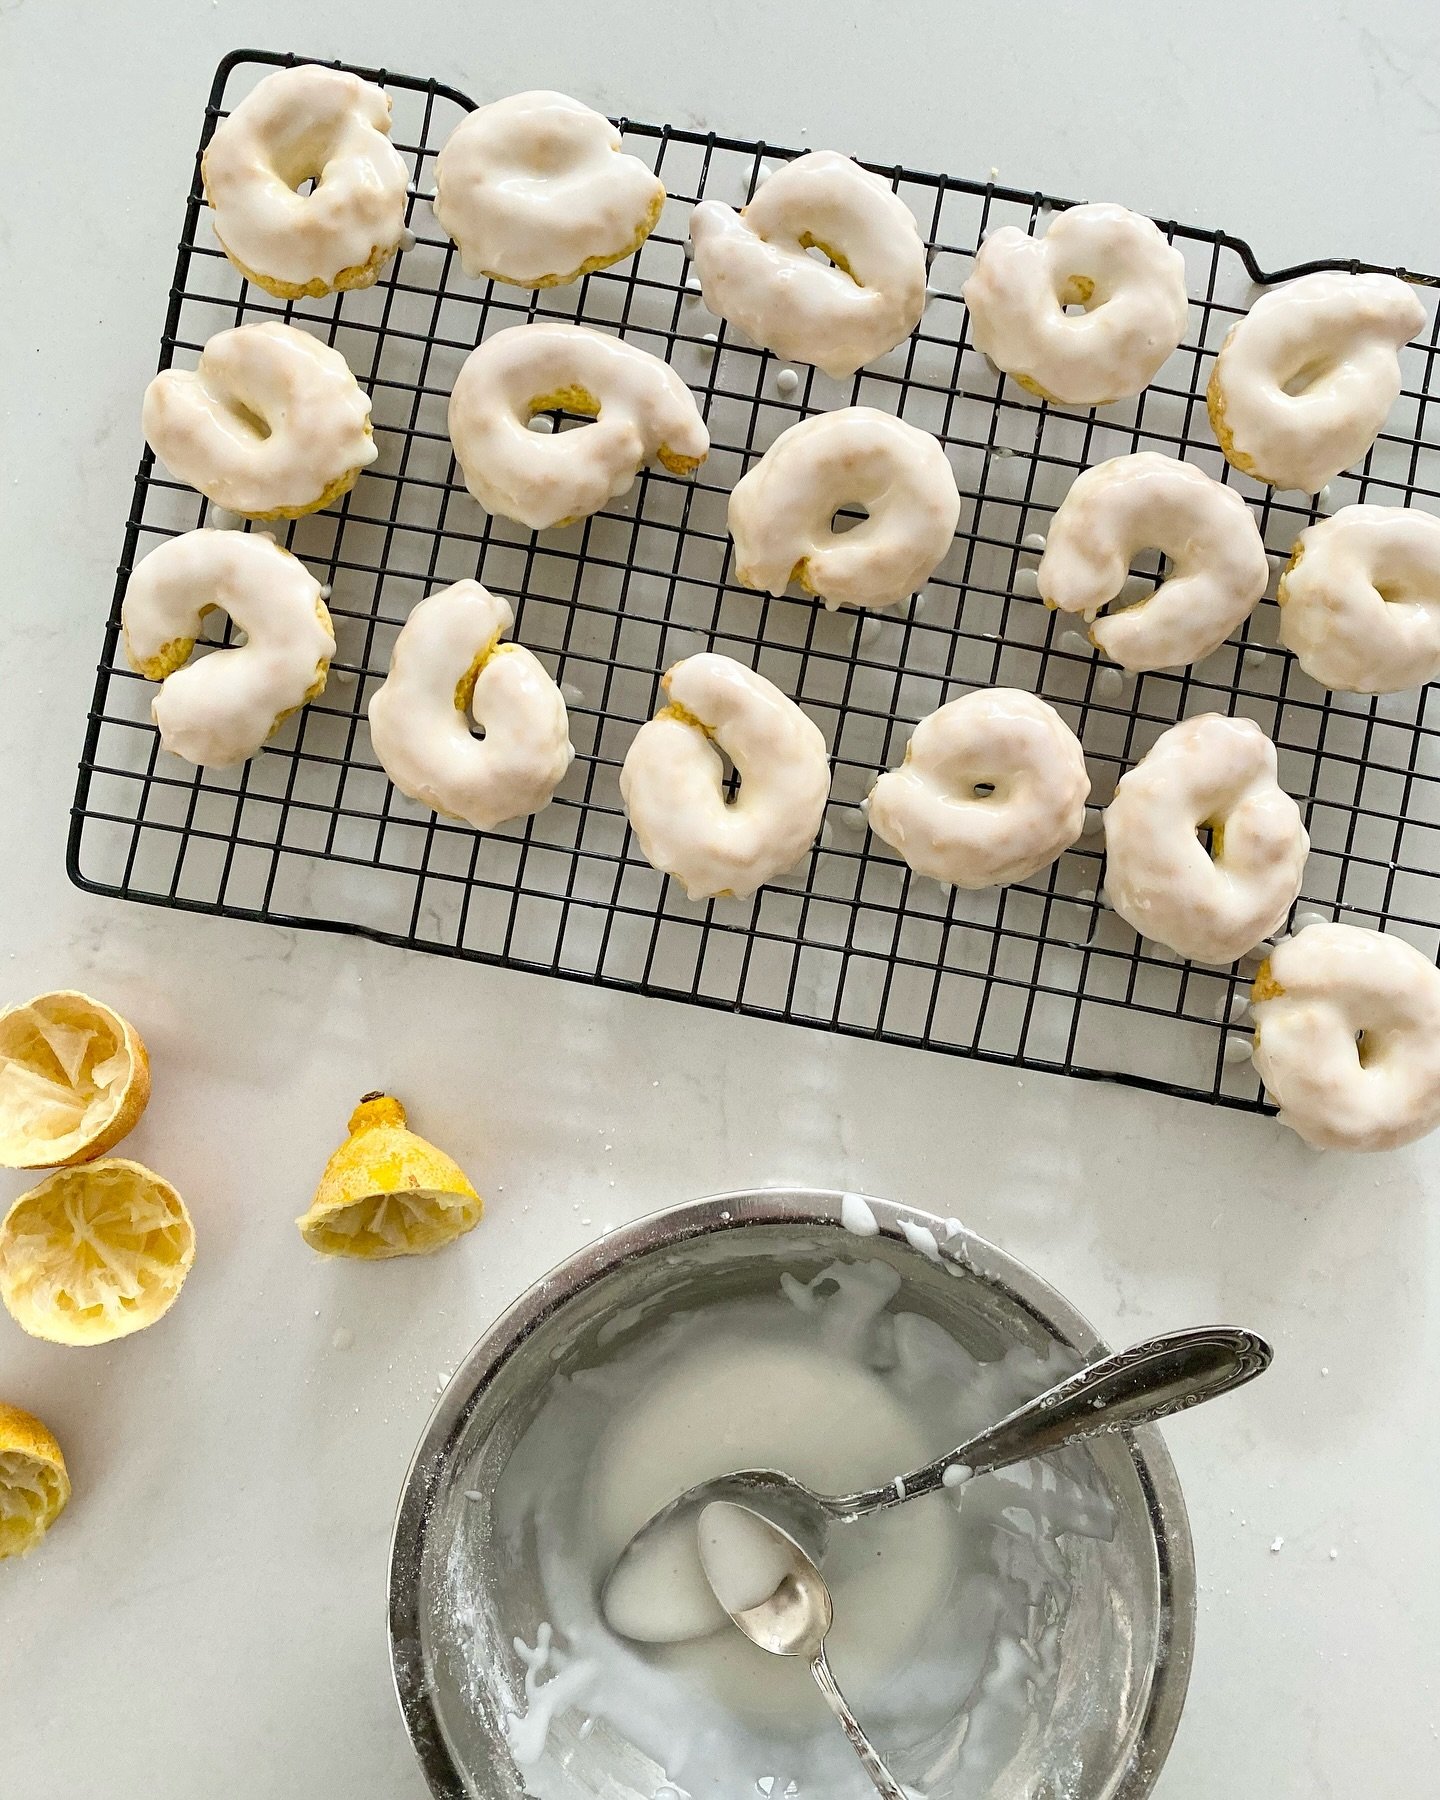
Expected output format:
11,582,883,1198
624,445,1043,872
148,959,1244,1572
0,1159,195,1346
0,991,150,1169
296,1094,483,1258
0,1402,71,1559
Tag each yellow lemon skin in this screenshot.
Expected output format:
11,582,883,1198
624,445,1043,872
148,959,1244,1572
0,1401,71,1559
0,991,151,1170
295,1093,483,1259
0,1159,195,1347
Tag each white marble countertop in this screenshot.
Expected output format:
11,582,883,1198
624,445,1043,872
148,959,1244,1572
1,3,1436,1795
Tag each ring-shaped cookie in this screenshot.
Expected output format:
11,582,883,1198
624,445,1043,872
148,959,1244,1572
1207,271,1426,492
1252,923,1440,1151
448,322,709,531
201,64,409,299
868,689,1090,889
1037,453,1268,672
1278,504,1440,694
368,580,573,830
434,90,664,287
961,202,1189,407
728,407,960,611
122,529,334,767
142,322,376,520
688,151,927,380
620,654,831,900
1103,713,1309,964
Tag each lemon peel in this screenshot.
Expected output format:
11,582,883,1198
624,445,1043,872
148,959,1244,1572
0,1402,70,1558
0,991,150,1169
296,1093,483,1259
0,1159,195,1346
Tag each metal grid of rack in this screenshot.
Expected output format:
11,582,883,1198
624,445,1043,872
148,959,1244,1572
69,49,1440,1113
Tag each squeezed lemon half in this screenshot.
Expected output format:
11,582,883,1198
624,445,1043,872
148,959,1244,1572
0,1403,70,1559
0,991,150,1169
0,1159,195,1346
296,1093,483,1258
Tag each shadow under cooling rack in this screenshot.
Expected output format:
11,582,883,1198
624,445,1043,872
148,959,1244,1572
70,48,1440,1115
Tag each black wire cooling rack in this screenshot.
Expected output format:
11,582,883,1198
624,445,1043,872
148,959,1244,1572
69,48,1440,1114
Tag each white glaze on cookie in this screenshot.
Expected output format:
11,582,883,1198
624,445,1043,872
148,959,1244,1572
448,322,709,530
729,407,960,611
368,580,573,830
122,528,334,767
962,202,1189,407
1252,922,1440,1151
202,64,409,299
868,689,1089,889
1103,713,1308,964
1207,271,1425,492
1278,504,1440,694
1037,453,1268,671
142,322,377,520
620,654,830,899
688,151,927,380
434,90,664,287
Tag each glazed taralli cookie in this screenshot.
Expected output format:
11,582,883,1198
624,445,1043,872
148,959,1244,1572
202,64,410,299
1252,923,1440,1152
962,202,1189,407
368,580,573,830
448,322,708,530
729,408,960,611
1278,504,1440,694
1207,271,1425,492
142,322,377,520
621,654,831,900
868,690,1089,890
434,90,664,287
688,151,927,379
122,529,334,767
1037,453,1268,672
1103,713,1308,964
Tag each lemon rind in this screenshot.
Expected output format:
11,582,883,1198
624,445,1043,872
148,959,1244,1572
0,1158,195,1347
0,991,151,1171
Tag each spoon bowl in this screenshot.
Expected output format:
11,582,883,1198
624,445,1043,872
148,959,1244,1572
699,1498,833,1658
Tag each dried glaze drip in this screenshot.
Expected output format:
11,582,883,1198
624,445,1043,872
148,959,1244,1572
434,90,664,287
688,151,927,379
867,689,1090,890
1277,504,1440,694
962,202,1189,407
1252,922,1440,1151
620,654,831,900
1103,713,1309,965
729,407,960,611
368,580,573,830
1206,271,1426,492
1038,452,1269,672
201,64,409,299
122,529,334,767
447,322,709,531
142,322,377,519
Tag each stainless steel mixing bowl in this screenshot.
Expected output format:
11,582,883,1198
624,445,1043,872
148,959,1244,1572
389,1189,1195,1799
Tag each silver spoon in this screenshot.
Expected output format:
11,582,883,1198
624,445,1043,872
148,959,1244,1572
603,1323,1271,1642
699,1499,906,1800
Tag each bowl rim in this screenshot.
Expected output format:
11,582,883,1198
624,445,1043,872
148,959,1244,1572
388,1186,1196,1800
